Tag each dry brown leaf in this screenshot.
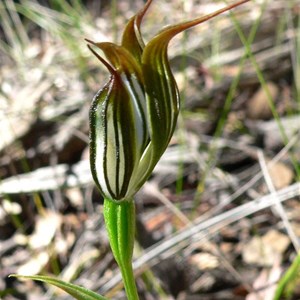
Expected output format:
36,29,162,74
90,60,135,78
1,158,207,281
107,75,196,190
247,82,279,119
242,230,289,266
0,80,51,151
16,251,50,276
266,160,294,190
189,252,219,270
29,210,61,249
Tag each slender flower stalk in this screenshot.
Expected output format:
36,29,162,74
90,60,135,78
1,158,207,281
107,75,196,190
103,199,138,299
87,0,250,299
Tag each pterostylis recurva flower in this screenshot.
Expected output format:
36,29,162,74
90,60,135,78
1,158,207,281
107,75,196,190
87,1,250,299
9,1,250,300
88,0,250,203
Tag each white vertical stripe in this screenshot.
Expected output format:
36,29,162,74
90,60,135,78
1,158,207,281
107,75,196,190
121,74,147,154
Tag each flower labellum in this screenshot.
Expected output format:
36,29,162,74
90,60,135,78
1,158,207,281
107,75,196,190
88,0,250,202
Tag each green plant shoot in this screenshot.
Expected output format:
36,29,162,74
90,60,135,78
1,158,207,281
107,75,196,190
10,1,250,299
88,0,250,299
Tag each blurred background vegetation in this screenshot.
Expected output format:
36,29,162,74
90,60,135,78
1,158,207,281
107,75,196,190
1,0,300,299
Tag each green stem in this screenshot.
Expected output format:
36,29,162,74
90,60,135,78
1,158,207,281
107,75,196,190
103,198,139,300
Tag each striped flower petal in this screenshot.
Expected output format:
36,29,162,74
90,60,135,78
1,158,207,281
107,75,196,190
88,43,149,201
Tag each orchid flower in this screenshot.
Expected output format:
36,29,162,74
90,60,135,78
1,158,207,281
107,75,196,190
11,2,250,300
87,2,249,298
88,0,249,202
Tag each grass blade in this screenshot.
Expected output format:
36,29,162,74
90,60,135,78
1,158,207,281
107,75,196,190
10,274,108,300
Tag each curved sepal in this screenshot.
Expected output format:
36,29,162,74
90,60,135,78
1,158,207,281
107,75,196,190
134,0,250,186
121,0,153,62
142,0,250,162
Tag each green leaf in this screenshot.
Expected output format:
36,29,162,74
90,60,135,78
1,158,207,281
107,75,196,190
9,274,108,300
274,253,300,300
